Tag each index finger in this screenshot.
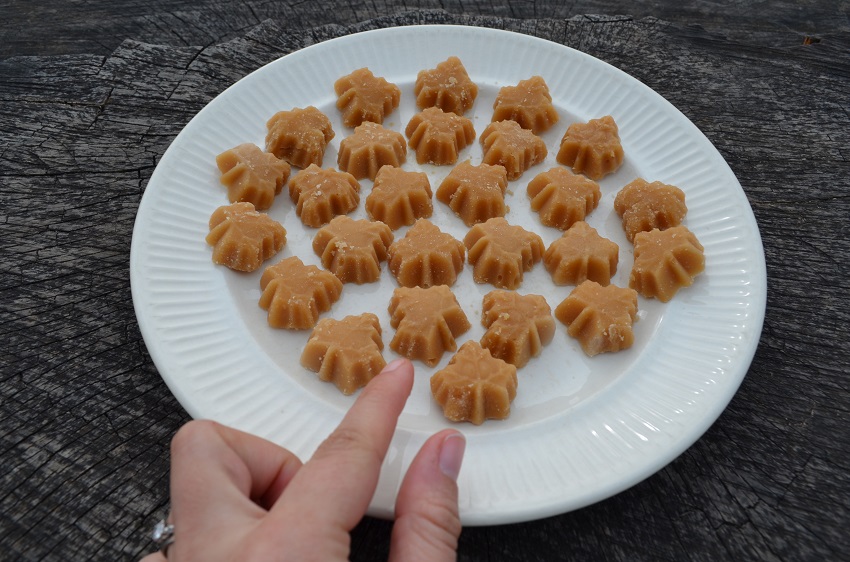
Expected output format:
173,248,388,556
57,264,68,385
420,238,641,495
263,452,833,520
272,358,414,530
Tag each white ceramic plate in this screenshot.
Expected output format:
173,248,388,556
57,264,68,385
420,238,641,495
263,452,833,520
130,25,766,524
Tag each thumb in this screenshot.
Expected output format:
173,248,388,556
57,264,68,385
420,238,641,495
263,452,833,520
389,429,465,562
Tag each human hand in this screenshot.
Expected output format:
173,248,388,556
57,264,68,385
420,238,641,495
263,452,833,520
141,358,465,561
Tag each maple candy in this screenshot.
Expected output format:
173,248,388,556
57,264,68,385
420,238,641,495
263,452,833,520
479,120,547,181
301,313,385,395
430,341,518,425
337,121,406,181
614,178,687,243
405,107,475,165
464,217,544,290
266,106,335,169
544,221,619,286
388,285,471,367
366,166,433,230
288,164,360,228
387,219,465,288
491,76,559,134
206,202,286,272
435,161,508,227
414,56,478,115
334,67,401,127
629,225,705,302
258,256,343,329
480,291,555,368
312,215,393,284
555,280,638,357
556,115,624,180
526,166,601,230
215,143,290,210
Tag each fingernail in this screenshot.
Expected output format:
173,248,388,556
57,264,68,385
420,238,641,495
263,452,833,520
438,433,466,481
383,358,407,374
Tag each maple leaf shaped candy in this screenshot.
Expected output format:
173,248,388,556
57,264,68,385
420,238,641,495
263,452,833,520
435,161,508,227
215,143,291,211
480,290,555,368
526,166,601,231
556,115,624,180
555,280,638,357
258,256,343,330
366,166,434,230
337,121,407,181
479,120,547,181
414,56,478,115
388,285,471,367
334,68,401,128
491,76,559,134
464,217,544,290
288,165,360,228
312,216,394,284
387,219,465,288
206,202,286,272
430,341,518,425
544,221,619,286
266,106,335,169
301,313,386,395
405,107,476,165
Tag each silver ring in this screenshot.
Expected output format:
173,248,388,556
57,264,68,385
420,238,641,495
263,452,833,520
152,518,175,556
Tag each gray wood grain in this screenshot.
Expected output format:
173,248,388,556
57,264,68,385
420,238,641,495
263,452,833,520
1,3,848,561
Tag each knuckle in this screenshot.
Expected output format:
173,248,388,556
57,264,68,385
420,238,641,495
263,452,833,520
399,493,462,550
314,426,379,464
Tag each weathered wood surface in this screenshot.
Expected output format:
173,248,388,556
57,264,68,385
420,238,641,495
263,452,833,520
1,2,848,560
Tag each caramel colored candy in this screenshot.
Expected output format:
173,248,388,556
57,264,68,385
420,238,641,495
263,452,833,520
388,285,471,367
430,341,518,425
491,76,559,134
480,291,555,368
215,143,291,211
526,166,601,230
435,161,508,226
480,120,547,181
334,67,401,128
614,178,687,243
556,115,624,180
387,219,465,288
312,215,393,284
337,122,406,181
555,280,638,357
464,217,544,290
544,221,619,286
258,256,343,329
288,164,360,228
301,313,385,395
366,166,433,230
206,202,286,272
630,226,705,302
405,107,476,165
414,56,478,115
266,106,335,169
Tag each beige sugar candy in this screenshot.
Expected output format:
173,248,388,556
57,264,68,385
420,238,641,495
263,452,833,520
288,164,360,228
555,280,638,357
266,106,335,169
387,219,465,288
388,285,471,367
435,161,508,226
206,202,286,272
366,166,433,230
491,76,559,134
480,120,547,181
526,166,601,230
614,178,687,243
337,121,406,181
464,217,544,290
215,143,291,211
405,107,476,165
312,215,393,284
630,225,705,302
544,221,619,286
480,291,555,368
258,256,343,330
301,313,386,395
430,341,518,425
556,115,624,180
334,67,401,127
414,56,478,115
